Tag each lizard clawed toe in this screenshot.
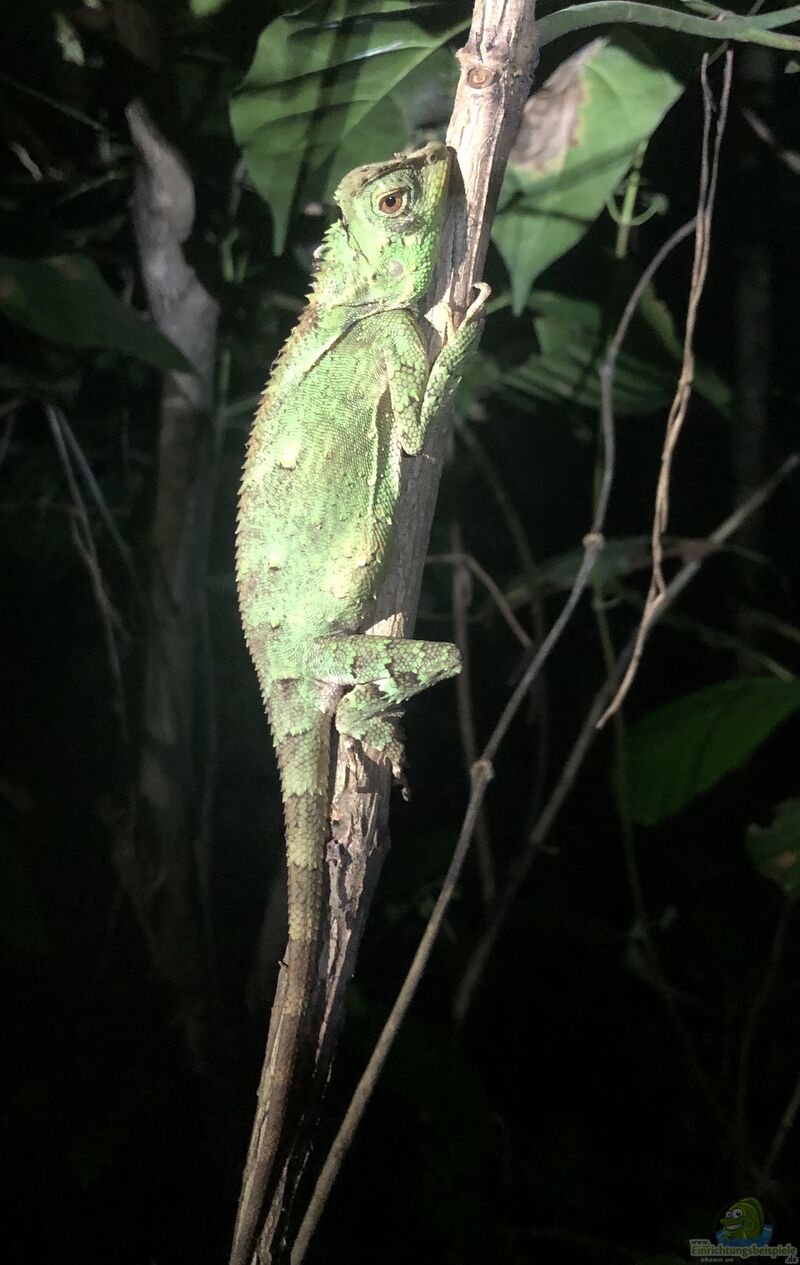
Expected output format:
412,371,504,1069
465,281,492,323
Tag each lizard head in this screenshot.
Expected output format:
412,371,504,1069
314,142,451,310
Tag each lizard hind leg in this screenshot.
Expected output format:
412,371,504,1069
307,634,461,783
337,681,407,784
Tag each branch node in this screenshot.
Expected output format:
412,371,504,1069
471,756,495,788
466,65,497,89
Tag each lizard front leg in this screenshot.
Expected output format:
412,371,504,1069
420,281,491,431
383,281,491,455
328,284,490,774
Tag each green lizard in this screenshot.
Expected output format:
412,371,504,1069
232,140,489,1262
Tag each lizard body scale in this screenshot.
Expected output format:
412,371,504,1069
232,141,488,1263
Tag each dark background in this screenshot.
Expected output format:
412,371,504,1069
2,3,800,1262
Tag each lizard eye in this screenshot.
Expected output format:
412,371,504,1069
377,189,406,215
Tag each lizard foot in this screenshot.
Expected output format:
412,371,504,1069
341,714,407,787
465,281,492,324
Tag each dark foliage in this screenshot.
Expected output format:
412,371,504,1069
2,3,800,1263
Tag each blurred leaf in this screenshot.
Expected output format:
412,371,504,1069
190,0,232,13
747,798,800,897
388,46,458,135
507,311,674,416
54,12,84,65
230,0,464,253
0,255,191,373
505,535,653,607
493,38,682,312
178,57,241,140
538,2,800,53
626,678,800,826
497,287,730,416
628,282,731,415
312,46,458,201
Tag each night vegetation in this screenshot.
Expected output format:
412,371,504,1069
3,2,800,1261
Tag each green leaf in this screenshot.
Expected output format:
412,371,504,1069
626,678,800,826
321,47,457,199
505,535,653,608
230,0,464,253
747,798,800,897
54,12,85,65
538,3,800,53
190,0,232,13
632,280,731,416
492,38,682,313
506,307,676,416
497,287,730,417
0,255,191,373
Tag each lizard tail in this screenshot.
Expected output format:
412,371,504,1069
229,681,331,1265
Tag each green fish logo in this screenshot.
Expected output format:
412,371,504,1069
719,1196,765,1241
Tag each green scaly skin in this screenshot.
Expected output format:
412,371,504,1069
231,141,489,1262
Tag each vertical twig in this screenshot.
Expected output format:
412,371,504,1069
428,550,533,650
457,422,551,818
274,4,540,1260
735,900,796,1183
453,453,799,1022
599,50,734,725
47,404,130,741
451,521,496,906
732,50,776,661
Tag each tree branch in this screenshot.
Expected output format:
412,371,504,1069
253,3,539,1260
